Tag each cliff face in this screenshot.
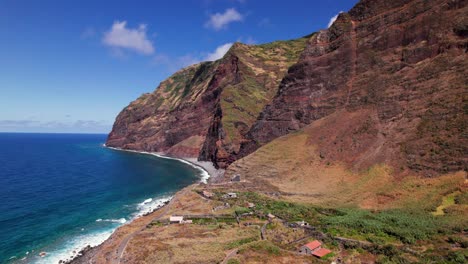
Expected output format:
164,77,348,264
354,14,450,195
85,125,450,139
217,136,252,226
108,0,466,176
239,0,467,176
106,38,309,168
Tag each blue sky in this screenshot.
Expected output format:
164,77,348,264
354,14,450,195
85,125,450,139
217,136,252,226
0,0,358,133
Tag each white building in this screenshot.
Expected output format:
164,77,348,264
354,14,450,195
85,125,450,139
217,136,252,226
169,216,184,224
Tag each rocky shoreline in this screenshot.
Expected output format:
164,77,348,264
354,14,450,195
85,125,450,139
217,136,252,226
65,149,221,264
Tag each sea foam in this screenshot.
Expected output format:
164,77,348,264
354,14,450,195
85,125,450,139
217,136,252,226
105,145,211,183
31,229,114,264
27,144,195,263
135,196,172,217
30,196,172,264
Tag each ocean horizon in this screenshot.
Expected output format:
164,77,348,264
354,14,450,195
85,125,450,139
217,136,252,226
0,133,203,263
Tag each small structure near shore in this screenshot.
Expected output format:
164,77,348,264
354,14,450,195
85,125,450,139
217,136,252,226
223,192,237,199
312,248,332,258
299,240,332,258
169,216,192,224
170,216,184,224
296,220,309,227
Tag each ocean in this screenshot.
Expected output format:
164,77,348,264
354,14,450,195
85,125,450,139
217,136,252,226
0,133,204,263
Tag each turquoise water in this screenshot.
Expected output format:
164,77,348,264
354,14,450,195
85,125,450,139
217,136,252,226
0,133,203,263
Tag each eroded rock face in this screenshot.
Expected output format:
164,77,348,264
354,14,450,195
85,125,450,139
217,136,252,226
241,0,467,176
108,0,466,176
107,39,309,168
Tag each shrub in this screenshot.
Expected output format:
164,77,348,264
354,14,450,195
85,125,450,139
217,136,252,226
226,237,258,249
227,259,240,264
322,209,442,244
239,241,282,256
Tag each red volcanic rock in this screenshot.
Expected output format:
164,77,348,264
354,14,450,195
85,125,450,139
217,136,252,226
107,39,309,168
241,0,467,176
108,0,466,176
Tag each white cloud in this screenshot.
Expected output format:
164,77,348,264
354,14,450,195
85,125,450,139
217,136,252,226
102,21,154,55
327,11,343,28
204,43,233,61
152,43,234,72
237,36,256,45
205,8,243,30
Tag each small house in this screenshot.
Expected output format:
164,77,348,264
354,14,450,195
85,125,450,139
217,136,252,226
300,240,321,255
223,192,237,199
296,220,309,227
300,240,332,258
312,248,332,258
169,216,184,224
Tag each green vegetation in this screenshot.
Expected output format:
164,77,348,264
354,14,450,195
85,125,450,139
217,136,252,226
146,220,166,228
226,259,240,264
190,217,217,225
234,206,251,215
455,191,468,205
220,36,311,148
433,191,460,216
249,36,310,62
238,240,282,256
226,236,259,249
323,209,443,244
242,192,318,222
232,192,467,246
190,216,237,225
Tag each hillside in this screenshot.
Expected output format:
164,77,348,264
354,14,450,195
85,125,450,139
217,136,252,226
86,0,468,263
239,0,467,177
106,37,309,168
108,0,466,178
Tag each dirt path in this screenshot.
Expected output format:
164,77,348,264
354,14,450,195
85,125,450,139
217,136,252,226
112,189,187,264
221,249,239,264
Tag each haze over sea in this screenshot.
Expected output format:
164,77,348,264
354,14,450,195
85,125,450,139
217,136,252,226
0,133,202,263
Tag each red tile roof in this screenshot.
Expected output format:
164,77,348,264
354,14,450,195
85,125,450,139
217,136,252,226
312,248,332,258
304,240,321,251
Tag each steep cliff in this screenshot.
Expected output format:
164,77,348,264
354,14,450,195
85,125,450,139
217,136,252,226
239,0,467,177
106,38,309,168
108,0,466,176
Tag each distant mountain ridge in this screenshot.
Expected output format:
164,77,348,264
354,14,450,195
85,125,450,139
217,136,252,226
107,0,467,177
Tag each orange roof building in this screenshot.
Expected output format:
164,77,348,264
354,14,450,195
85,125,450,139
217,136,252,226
304,240,321,251
300,240,332,258
312,248,332,258
300,240,322,255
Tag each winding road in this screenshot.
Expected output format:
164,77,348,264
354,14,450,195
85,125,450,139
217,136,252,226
111,188,187,264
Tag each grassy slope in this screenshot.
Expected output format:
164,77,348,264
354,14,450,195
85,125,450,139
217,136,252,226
220,37,310,153
221,105,467,261
226,109,467,210
129,61,217,117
